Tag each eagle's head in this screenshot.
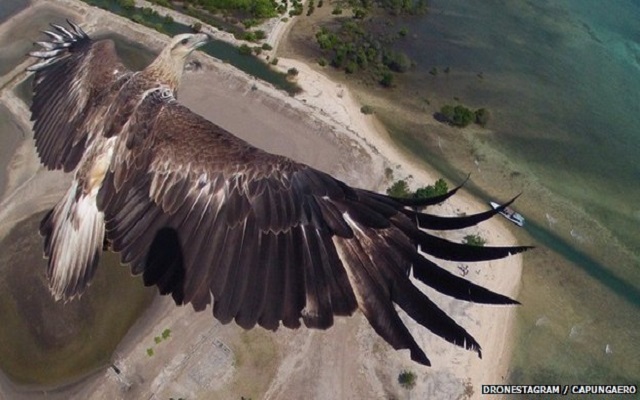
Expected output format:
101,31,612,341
146,32,211,90
168,33,211,59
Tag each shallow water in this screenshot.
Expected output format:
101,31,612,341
0,10,158,387
0,5,79,77
0,105,25,199
0,212,154,386
0,0,28,24
381,0,640,387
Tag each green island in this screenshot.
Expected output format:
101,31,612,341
438,104,490,128
313,0,426,87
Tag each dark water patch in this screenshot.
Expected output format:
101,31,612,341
0,212,155,385
525,222,640,309
14,74,33,106
0,6,79,77
0,105,26,198
0,0,29,24
81,0,300,94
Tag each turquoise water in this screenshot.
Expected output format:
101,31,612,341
382,0,640,389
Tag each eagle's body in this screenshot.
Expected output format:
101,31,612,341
28,21,530,366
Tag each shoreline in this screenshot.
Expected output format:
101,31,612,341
270,12,522,398
0,1,522,398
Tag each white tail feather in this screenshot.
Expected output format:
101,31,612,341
42,180,105,301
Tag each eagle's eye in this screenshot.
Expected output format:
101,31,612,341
180,38,189,45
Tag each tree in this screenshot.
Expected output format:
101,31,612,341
463,234,486,247
380,71,394,87
386,179,411,198
413,178,448,199
238,44,253,55
384,51,412,73
117,0,135,9
398,370,417,399
439,104,475,127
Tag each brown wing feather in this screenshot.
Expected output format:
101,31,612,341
29,26,131,172
97,95,530,366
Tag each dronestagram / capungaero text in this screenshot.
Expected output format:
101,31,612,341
481,384,637,396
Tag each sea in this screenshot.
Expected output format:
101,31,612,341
377,0,640,389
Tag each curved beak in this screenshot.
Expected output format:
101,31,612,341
191,33,211,50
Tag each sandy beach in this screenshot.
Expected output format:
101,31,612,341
0,0,523,398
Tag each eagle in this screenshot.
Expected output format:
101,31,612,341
27,21,530,366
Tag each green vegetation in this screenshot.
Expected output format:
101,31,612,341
146,328,173,356
360,105,374,114
375,0,428,15
182,0,279,19
398,369,417,390
439,104,490,128
314,22,413,86
413,178,448,199
463,234,487,247
82,0,302,94
386,178,449,199
387,179,411,198
238,43,253,55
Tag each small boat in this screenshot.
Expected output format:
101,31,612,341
490,201,525,227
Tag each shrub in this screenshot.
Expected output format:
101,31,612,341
380,71,394,87
398,370,417,390
383,51,412,73
287,67,299,76
191,22,202,33
386,179,411,198
413,178,448,199
360,105,374,115
238,44,253,55
440,104,475,127
463,234,486,247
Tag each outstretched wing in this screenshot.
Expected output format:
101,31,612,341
28,21,131,172
98,91,531,366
